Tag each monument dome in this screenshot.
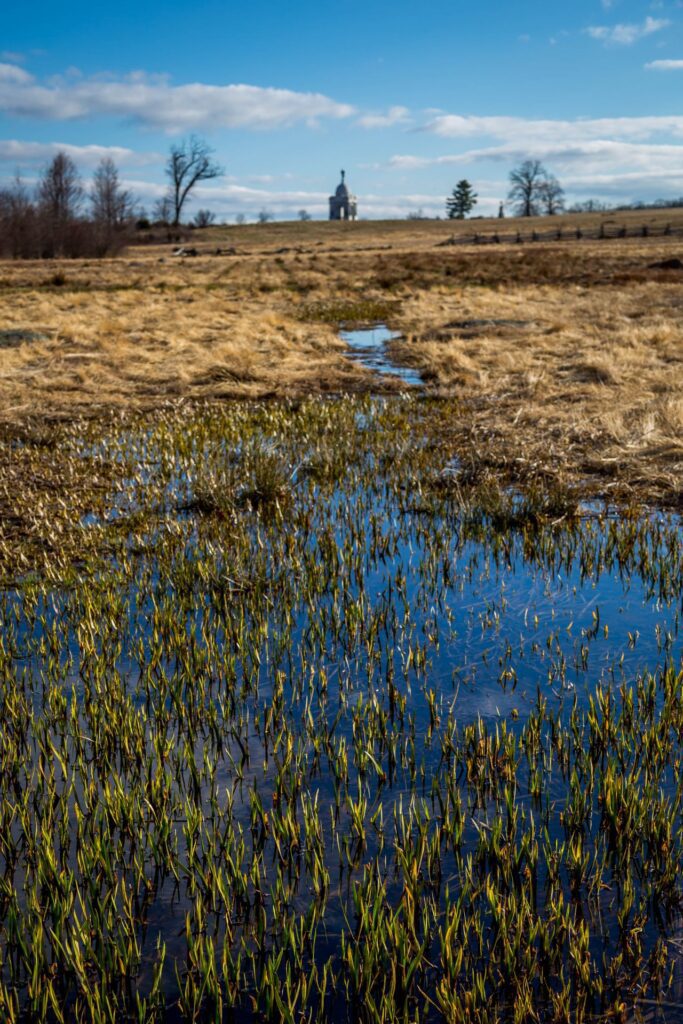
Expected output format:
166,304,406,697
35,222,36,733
329,170,357,221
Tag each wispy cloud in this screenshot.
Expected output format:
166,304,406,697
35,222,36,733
585,16,669,45
646,59,683,70
389,140,683,175
388,112,683,206
422,113,683,144
356,106,411,129
0,51,26,64
0,65,355,132
0,139,159,168
0,62,33,84
562,169,683,197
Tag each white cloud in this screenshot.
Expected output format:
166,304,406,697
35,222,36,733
0,139,160,167
388,112,683,207
356,106,411,129
0,62,33,84
646,59,683,69
562,172,683,199
422,113,683,144
0,66,355,132
586,16,669,44
391,140,683,176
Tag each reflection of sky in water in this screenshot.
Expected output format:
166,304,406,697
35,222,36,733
4,454,683,1017
341,325,422,386
13,501,683,739
426,540,681,718
351,510,682,728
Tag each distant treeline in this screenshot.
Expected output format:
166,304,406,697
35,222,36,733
3,147,683,259
569,197,683,213
0,153,140,259
0,137,228,259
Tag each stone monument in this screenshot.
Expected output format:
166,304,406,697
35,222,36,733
329,170,357,221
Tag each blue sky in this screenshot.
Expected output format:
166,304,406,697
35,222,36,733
2,0,683,219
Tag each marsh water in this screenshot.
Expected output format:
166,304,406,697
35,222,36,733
341,324,422,386
1,397,683,1022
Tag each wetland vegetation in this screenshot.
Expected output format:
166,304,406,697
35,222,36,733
1,216,682,1020
0,393,682,1022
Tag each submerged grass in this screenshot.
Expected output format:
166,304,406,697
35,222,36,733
297,298,400,326
0,395,682,1022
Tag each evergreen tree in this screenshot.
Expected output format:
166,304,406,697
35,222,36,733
446,180,478,219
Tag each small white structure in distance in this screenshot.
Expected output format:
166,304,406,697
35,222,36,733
329,170,357,221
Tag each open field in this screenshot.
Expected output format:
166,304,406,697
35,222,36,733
1,211,682,509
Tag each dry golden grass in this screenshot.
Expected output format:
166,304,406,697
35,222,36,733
1,211,682,504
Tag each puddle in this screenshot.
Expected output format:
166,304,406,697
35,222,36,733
340,324,422,386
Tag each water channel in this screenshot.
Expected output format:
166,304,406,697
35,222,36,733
340,324,422,386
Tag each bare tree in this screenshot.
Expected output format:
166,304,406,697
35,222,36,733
164,136,223,226
91,158,133,231
538,175,565,216
38,152,83,221
153,196,174,225
235,213,246,225
193,208,216,228
89,158,134,254
507,159,546,217
0,176,37,258
37,152,84,255
258,209,273,224
297,209,312,222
